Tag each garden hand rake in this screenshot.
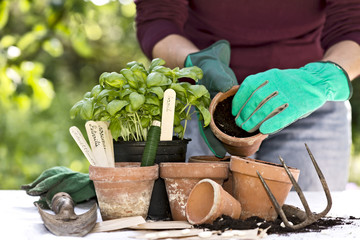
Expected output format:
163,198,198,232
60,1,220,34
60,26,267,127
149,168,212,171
257,143,332,230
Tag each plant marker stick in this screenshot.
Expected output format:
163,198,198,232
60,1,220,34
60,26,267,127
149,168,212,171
141,120,161,167
96,121,115,167
69,126,96,166
160,89,176,141
85,121,109,167
101,121,114,156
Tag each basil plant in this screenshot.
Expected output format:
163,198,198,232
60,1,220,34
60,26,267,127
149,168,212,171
70,58,211,141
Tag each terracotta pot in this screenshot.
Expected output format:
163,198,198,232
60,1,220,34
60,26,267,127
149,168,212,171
113,138,190,220
160,162,229,221
209,85,268,157
89,162,158,220
188,156,233,195
186,179,241,225
230,156,300,221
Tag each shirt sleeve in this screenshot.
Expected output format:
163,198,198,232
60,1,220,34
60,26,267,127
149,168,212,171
321,0,360,51
134,0,189,59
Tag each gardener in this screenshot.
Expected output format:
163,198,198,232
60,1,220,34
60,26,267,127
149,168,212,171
134,0,360,191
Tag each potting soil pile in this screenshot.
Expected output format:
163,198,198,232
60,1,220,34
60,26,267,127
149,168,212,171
195,214,359,235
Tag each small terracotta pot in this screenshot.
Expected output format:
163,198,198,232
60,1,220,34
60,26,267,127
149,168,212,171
160,162,229,221
209,85,268,157
186,179,241,225
89,162,158,220
230,156,300,221
188,156,233,196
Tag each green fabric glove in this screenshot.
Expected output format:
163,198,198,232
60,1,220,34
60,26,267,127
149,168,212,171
21,166,96,209
232,61,352,134
184,40,237,98
198,116,227,158
185,40,237,158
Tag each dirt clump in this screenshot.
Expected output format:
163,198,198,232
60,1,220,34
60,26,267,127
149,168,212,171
195,214,358,235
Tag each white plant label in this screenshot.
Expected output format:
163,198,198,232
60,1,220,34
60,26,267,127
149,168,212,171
69,126,96,166
85,121,108,167
160,89,176,141
96,121,114,167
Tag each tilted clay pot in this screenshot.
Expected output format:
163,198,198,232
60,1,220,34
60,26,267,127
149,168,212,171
209,85,268,157
230,156,300,221
89,162,158,220
188,155,233,196
160,162,229,221
186,178,241,225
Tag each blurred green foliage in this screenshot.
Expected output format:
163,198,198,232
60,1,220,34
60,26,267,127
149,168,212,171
0,0,148,189
1,0,360,189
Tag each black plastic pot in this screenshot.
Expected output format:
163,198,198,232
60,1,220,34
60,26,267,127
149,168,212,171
114,138,191,220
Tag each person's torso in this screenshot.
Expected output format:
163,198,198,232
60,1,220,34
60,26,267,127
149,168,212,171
184,0,326,81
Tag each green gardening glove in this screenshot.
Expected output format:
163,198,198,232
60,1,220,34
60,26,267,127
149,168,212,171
185,40,237,98
185,40,237,158
232,61,352,134
21,166,96,209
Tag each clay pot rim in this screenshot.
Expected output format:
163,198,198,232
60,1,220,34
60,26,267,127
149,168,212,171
189,155,231,162
230,156,300,183
159,162,229,179
186,179,221,225
89,162,159,181
209,85,268,141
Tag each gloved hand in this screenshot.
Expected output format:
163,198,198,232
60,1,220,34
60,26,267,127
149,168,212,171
184,40,237,98
185,40,237,158
21,166,96,209
232,61,352,134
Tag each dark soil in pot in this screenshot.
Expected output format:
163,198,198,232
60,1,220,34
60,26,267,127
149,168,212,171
213,96,260,138
195,214,359,235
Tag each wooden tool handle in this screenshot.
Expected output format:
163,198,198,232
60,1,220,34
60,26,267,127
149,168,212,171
51,192,78,221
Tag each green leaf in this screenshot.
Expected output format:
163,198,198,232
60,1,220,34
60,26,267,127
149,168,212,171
178,66,203,80
148,86,164,99
149,58,166,72
109,118,121,141
152,66,173,76
70,100,83,119
146,72,171,87
197,105,211,127
145,95,160,106
140,117,151,128
121,68,138,89
80,98,94,120
96,89,118,101
170,83,187,101
187,85,210,99
130,64,147,83
90,85,103,97
100,72,127,89
106,99,128,116
84,92,91,98
148,106,160,116
174,113,181,126
174,124,184,137
129,92,145,111
120,88,133,98
126,61,145,69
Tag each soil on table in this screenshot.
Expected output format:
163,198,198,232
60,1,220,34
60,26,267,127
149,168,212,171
195,214,359,235
213,96,260,138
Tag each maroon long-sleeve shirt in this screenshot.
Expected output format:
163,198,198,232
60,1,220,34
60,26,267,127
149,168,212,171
135,0,360,82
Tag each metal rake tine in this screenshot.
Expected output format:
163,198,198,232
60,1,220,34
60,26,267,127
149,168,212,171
256,171,293,228
304,143,332,217
278,156,312,216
